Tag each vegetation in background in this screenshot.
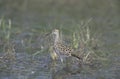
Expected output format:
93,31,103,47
48,19,109,74
71,19,109,70
0,0,119,78
0,18,109,75
0,18,16,72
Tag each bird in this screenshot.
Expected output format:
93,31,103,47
52,29,81,62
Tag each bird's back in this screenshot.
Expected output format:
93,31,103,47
54,42,73,56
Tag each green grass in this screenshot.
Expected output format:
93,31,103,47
0,18,12,53
0,18,110,73
46,18,109,70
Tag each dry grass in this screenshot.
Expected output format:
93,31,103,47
48,19,106,69
0,18,16,72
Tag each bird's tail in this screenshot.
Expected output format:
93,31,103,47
71,53,82,60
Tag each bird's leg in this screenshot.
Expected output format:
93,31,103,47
60,56,64,63
56,52,64,63
53,47,64,63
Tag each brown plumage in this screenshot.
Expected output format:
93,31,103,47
52,29,81,62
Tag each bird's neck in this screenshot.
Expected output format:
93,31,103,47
54,34,61,45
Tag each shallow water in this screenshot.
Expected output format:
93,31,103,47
0,0,120,79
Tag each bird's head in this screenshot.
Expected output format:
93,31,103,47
52,29,59,38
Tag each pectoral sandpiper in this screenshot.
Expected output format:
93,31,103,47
52,29,81,62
